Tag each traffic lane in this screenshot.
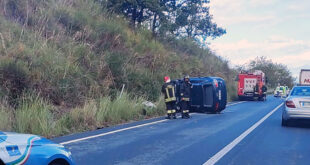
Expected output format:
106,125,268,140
166,97,283,165
59,96,282,165
61,97,282,165
217,105,310,165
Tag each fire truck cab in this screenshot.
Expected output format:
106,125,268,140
237,70,267,101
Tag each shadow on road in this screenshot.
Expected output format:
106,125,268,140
286,120,310,129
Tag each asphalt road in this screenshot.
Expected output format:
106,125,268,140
53,96,310,165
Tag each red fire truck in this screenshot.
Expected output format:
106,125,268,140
237,70,267,101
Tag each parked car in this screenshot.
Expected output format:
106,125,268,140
282,85,310,126
0,132,75,165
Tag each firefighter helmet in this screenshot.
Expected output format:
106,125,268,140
164,76,170,83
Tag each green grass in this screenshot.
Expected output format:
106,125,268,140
0,102,13,131
6,91,163,137
15,93,56,137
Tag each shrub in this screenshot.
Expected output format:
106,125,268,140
102,92,144,124
0,60,29,106
68,100,98,131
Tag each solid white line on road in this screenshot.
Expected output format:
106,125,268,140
203,103,284,165
60,113,198,145
227,101,247,107
60,101,247,145
60,119,168,145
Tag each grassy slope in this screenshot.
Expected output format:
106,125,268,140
0,0,237,137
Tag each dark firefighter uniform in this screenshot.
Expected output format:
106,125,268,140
180,76,191,119
162,80,177,119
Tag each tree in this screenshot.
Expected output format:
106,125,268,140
248,56,295,88
173,0,224,38
107,0,156,28
106,0,225,40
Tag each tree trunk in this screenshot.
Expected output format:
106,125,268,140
131,7,137,28
152,14,157,36
137,7,144,28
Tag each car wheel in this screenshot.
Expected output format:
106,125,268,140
49,159,69,165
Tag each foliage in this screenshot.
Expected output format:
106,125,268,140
10,92,162,137
248,56,295,88
0,101,13,131
107,0,226,39
15,93,55,137
0,60,29,106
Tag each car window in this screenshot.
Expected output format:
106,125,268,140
291,87,310,96
280,87,283,90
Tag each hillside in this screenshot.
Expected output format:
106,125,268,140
0,0,237,137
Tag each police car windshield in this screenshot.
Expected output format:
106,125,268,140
291,87,310,96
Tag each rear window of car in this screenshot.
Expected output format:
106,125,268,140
291,87,310,96
280,87,283,90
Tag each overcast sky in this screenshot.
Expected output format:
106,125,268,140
208,0,310,78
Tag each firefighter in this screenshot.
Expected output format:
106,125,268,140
161,76,177,119
180,75,191,119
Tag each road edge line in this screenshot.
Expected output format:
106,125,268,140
203,103,284,165
227,101,247,106
60,119,168,145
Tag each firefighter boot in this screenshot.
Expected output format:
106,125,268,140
182,110,190,119
166,110,172,119
181,111,187,119
172,110,177,119
186,112,190,118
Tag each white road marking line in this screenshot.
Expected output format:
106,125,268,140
203,103,284,165
60,113,198,145
60,102,247,145
60,119,168,145
227,101,247,106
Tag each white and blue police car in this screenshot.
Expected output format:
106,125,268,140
0,131,75,165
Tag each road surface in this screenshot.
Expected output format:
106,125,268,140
53,96,310,165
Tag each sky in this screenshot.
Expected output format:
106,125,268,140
208,0,310,78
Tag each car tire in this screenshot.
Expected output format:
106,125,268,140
49,159,69,165
281,118,289,126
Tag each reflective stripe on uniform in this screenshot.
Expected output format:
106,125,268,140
182,98,190,101
167,110,172,114
165,97,176,102
165,85,176,102
183,110,189,113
